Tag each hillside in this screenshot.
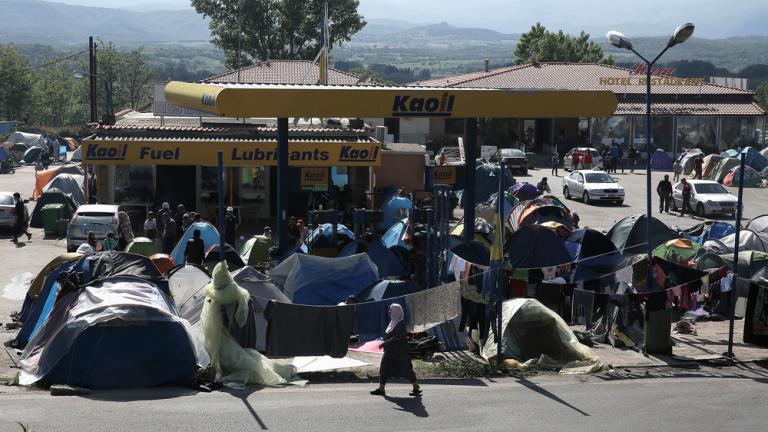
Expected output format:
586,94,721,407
0,0,210,44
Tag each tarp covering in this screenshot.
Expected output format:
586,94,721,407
741,146,768,172
29,188,77,228
481,298,600,370
607,214,678,255
43,173,84,206
650,149,673,171
505,225,572,268
702,154,724,179
33,165,84,199
712,158,740,183
703,229,768,254
683,221,737,244
459,162,515,208
240,235,274,266
679,148,704,175
19,276,209,388
170,222,220,265
338,235,406,278
271,253,379,305
378,196,412,232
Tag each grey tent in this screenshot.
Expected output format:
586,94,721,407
29,188,77,228
43,173,85,206
697,251,768,280
22,146,43,164
747,214,768,236
702,229,768,254
607,214,678,255
70,146,82,162
711,158,740,183
679,148,704,175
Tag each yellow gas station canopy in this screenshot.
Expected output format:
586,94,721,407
164,82,618,119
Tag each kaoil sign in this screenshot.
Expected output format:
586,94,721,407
300,167,329,191
431,166,456,185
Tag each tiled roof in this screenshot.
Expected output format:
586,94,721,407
90,124,373,142
201,60,364,85
87,135,378,144
411,63,755,96
615,101,766,116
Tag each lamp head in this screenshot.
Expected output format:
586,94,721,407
668,23,695,47
607,31,633,50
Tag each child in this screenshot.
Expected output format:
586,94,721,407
103,232,117,251
144,211,157,239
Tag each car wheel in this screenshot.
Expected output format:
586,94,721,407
523,168,528,176
563,187,571,199
616,200,624,206
583,192,591,204
697,203,706,217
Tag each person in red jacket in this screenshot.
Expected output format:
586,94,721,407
680,178,695,216
583,151,593,169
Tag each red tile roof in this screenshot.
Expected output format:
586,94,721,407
411,63,754,96
615,101,766,116
202,60,363,85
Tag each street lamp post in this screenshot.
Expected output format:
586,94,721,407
607,23,695,280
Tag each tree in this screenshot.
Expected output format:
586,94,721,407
0,45,34,121
514,23,607,64
95,41,128,115
756,82,768,111
30,61,87,127
124,47,153,110
191,0,366,69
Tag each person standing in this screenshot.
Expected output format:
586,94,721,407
656,175,673,213
184,229,205,266
370,303,421,397
224,206,239,248
175,204,186,241
11,192,31,245
672,160,682,182
143,211,157,240
117,210,134,251
693,155,704,180
162,214,177,254
572,151,581,170
680,178,694,217
583,151,593,170
551,151,560,176
156,202,171,245
629,146,639,173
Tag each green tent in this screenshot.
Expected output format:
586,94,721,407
240,235,274,266
607,214,678,255
125,237,158,257
653,238,701,264
459,163,515,208
697,250,768,280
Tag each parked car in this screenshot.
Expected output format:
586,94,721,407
0,192,16,229
67,204,120,252
563,147,603,171
562,170,625,205
671,180,739,217
492,148,528,175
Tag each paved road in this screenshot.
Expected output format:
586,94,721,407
1,367,767,432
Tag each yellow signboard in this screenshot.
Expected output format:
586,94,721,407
431,166,456,185
164,82,618,119
81,139,381,167
301,167,329,191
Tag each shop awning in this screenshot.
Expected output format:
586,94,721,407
163,82,618,119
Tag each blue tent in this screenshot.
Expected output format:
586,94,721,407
741,146,768,172
171,222,220,265
650,149,673,171
564,229,620,289
270,253,379,305
684,221,737,244
306,223,355,246
378,196,413,231
0,121,15,134
721,149,740,158
0,146,11,162
382,218,408,248
358,279,421,301
338,236,407,278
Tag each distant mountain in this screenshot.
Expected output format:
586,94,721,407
0,0,210,45
353,21,518,44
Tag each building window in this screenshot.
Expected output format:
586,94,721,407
444,118,465,135
591,116,631,151
632,116,674,153
114,165,154,204
676,117,717,155
239,167,268,219
200,166,224,220
721,117,759,150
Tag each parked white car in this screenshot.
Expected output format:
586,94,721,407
0,192,16,228
562,170,625,205
671,180,739,217
67,204,120,252
563,147,603,171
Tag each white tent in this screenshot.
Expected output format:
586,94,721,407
703,229,768,254
7,132,46,148
70,146,82,162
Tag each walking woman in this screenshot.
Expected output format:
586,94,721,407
371,303,421,397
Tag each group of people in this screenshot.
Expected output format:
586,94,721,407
144,202,240,254
656,175,695,216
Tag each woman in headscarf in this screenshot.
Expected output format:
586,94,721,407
370,303,421,397
117,210,134,251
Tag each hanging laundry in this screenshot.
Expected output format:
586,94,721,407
407,282,461,332
355,297,410,343
744,282,768,347
264,301,355,358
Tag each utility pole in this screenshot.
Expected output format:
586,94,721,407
88,37,98,123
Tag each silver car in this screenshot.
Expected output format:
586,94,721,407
67,204,120,252
563,147,603,171
0,192,16,228
671,180,739,218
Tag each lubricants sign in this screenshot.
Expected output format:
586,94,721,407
82,140,382,167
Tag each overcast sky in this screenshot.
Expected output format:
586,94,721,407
47,0,768,36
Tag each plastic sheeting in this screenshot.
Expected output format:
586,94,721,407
482,299,600,372
19,277,209,386
200,263,305,387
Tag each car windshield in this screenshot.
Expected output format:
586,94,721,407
585,173,615,183
694,183,728,194
500,149,524,158
0,195,13,205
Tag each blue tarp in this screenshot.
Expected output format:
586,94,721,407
270,253,379,305
686,221,737,244
650,149,673,171
170,222,220,265
378,196,413,231
382,218,408,248
339,236,406,278
741,146,768,172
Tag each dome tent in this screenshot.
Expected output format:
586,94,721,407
703,230,768,254
170,222,220,265
650,149,673,171
678,148,704,175
702,154,723,179
607,214,678,255
653,238,701,264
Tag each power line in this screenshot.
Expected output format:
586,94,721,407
0,48,90,81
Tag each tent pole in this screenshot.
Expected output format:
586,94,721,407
217,151,225,262
277,117,289,253
726,152,746,359
496,160,505,366
464,119,477,243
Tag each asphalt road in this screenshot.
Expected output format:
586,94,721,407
1,367,767,432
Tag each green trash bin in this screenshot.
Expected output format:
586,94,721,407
41,204,64,237
525,152,536,169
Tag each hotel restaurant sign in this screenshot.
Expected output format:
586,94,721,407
599,63,705,86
